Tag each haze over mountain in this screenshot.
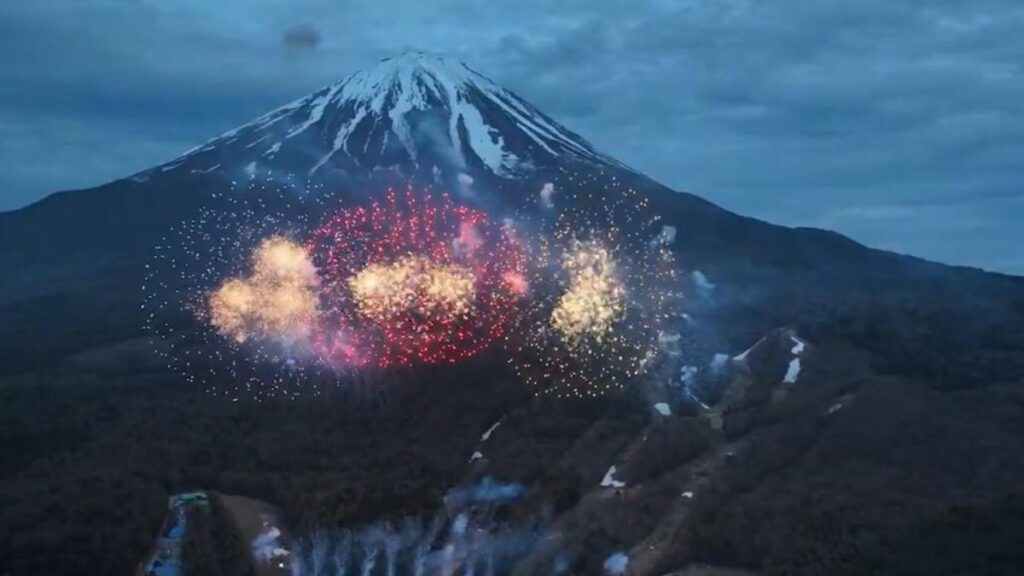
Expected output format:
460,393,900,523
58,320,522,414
0,52,1022,576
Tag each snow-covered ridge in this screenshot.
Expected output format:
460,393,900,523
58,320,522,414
149,51,631,180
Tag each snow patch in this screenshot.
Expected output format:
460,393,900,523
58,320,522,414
600,466,626,488
654,402,671,416
245,133,271,148
453,96,519,174
251,515,290,564
783,358,802,384
710,353,730,375
783,335,806,384
159,159,185,172
308,104,369,176
484,87,624,168
324,53,523,175
285,84,341,140
480,419,502,442
263,142,282,157
790,336,806,355
603,552,629,575
734,336,766,361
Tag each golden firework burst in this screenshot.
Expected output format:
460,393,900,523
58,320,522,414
207,236,320,344
347,255,476,321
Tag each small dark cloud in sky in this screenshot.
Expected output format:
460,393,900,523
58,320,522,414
282,23,322,51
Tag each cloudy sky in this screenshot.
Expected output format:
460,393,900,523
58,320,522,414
1,1,1021,273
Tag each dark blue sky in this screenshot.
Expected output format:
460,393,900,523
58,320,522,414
1,1,1021,274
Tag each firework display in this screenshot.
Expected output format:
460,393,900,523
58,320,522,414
509,175,682,398
307,186,526,367
145,172,680,400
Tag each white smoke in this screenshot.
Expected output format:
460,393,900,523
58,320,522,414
288,474,537,576
445,477,524,507
651,225,676,247
539,182,556,209
456,172,476,198
692,270,715,298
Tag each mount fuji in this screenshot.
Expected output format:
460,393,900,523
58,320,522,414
0,51,1021,385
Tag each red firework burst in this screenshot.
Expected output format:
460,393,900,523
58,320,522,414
307,186,526,367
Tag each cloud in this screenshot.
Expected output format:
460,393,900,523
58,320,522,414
489,2,1024,265
281,23,322,51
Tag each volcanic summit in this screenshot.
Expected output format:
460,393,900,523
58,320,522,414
143,52,630,185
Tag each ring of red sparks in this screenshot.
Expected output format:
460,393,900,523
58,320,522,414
306,186,526,368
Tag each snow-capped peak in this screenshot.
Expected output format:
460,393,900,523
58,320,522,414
151,51,631,182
